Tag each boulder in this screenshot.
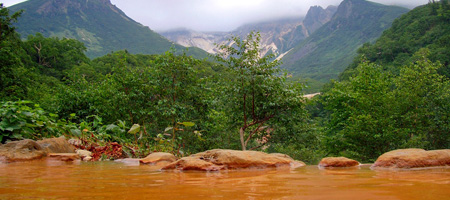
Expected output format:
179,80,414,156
0,139,47,163
48,153,80,161
318,157,360,168
163,149,305,171
163,157,224,171
76,149,92,158
140,152,177,164
372,149,450,169
37,137,76,154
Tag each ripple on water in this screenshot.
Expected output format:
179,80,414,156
0,161,449,200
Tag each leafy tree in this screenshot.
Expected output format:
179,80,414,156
392,50,450,149
0,4,28,100
324,52,450,162
22,33,89,79
323,62,396,161
215,31,305,151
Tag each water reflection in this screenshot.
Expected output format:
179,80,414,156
0,160,448,199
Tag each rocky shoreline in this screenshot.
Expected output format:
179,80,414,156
1,137,449,171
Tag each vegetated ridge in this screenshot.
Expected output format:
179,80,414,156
280,0,409,91
340,1,450,80
9,0,208,58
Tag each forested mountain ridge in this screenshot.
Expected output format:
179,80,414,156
281,0,409,92
319,1,450,161
9,0,208,58
340,1,450,80
161,5,337,57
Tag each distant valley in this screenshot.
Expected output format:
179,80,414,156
161,0,409,92
161,5,337,58
10,0,410,92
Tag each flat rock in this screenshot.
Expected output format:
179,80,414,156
48,153,80,161
318,157,360,168
371,149,450,169
140,152,177,164
37,137,76,154
163,157,224,171
163,149,305,171
0,139,47,163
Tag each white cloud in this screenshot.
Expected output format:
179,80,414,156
2,0,430,32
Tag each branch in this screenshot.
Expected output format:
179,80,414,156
243,115,274,146
249,143,266,151
244,122,264,147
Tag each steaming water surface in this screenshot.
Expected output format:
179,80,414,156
0,159,449,199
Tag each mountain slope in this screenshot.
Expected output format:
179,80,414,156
10,0,208,58
161,5,337,57
340,2,450,80
281,0,409,90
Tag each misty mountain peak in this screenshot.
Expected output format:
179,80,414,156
303,5,337,33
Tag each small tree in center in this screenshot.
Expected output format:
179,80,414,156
215,31,305,151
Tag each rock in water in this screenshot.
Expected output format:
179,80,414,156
163,149,305,171
37,137,76,154
0,139,47,163
48,153,80,161
372,149,450,169
318,157,360,168
140,152,177,165
163,157,224,171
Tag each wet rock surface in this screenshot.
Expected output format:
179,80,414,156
48,153,80,161
163,149,305,171
318,157,360,168
37,137,76,154
140,152,177,165
0,139,47,163
372,149,450,169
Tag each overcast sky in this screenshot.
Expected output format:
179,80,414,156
3,0,429,32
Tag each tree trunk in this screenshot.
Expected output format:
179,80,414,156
239,127,246,151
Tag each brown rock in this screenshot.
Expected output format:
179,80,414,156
162,149,305,171
271,153,306,168
372,149,450,169
48,153,80,161
318,157,360,168
0,139,47,163
140,152,177,164
162,157,224,171
37,137,76,154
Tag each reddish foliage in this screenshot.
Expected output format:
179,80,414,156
72,139,125,161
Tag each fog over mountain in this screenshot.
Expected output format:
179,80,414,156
4,0,429,32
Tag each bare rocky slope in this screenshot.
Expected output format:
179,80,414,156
160,5,337,58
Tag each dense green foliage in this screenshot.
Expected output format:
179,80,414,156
1,4,316,160
341,1,450,80
215,32,306,151
9,0,208,59
323,54,450,162
2,2,450,164
281,0,409,93
318,1,450,162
